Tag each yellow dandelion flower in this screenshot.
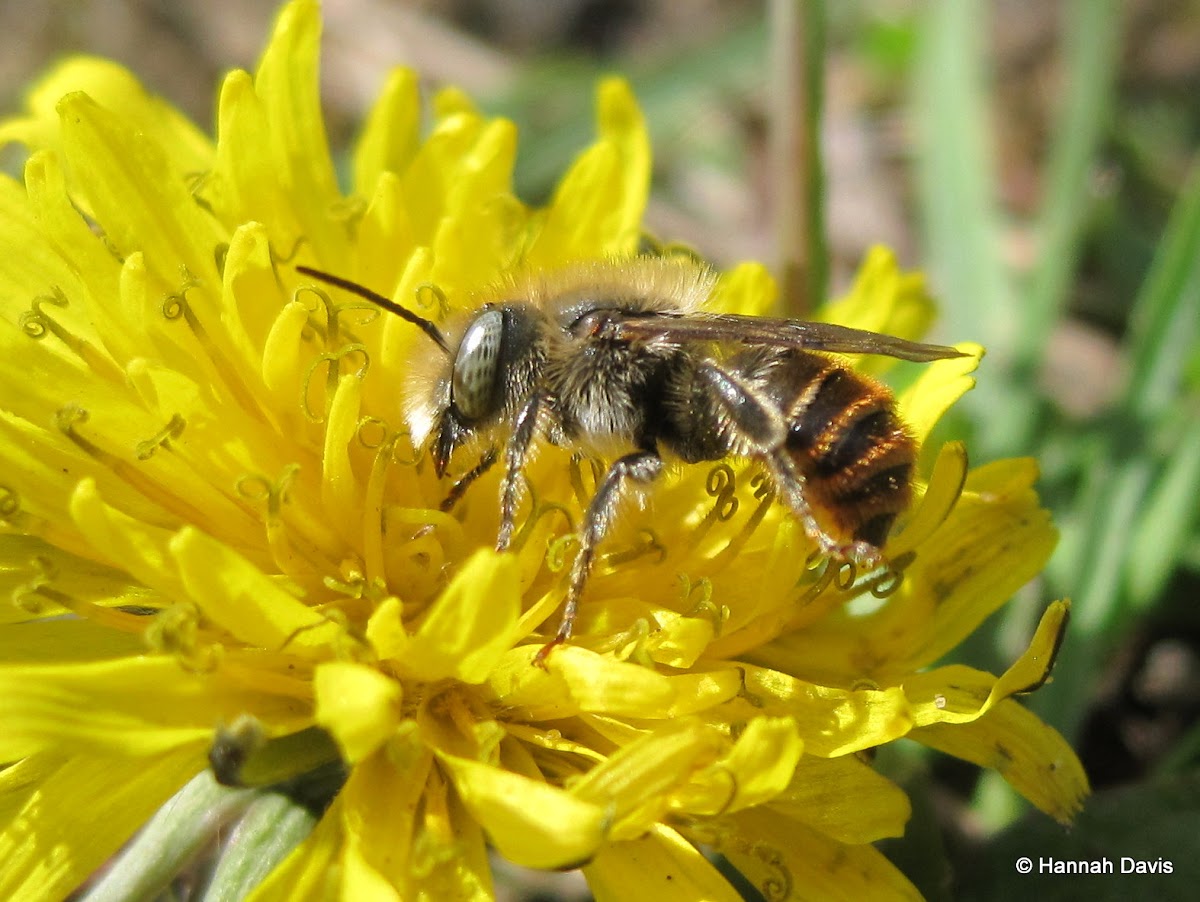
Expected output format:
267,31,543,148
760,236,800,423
0,2,1086,900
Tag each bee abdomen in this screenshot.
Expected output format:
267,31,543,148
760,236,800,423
780,361,916,549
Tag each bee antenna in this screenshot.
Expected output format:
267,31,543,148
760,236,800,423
296,266,450,354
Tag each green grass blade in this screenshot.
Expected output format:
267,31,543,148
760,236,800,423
1123,159,1200,417
912,0,1010,343
1019,0,1121,371
1127,415,1200,609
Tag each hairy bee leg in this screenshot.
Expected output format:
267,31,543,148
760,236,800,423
767,451,882,569
497,394,544,552
440,446,498,513
697,363,881,568
535,449,664,666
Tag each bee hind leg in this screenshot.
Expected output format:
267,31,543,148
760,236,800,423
766,450,883,571
696,361,883,572
534,448,664,666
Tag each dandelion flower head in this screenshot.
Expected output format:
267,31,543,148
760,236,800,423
0,2,1086,899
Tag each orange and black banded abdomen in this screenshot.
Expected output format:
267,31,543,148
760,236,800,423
766,351,916,549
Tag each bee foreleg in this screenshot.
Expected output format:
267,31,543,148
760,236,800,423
535,448,664,665
497,393,545,551
440,446,499,513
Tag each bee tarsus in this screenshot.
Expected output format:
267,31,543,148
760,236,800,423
440,446,498,513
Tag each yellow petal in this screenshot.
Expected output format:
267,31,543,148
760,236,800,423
69,478,184,601
399,549,520,683
647,614,717,669
337,853,402,902
213,69,287,246
570,719,726,837
359,245,436,414
57,91,222,289
321,372,364,543
709,262,776,316
352,67,421,197
593,76,651,252
364,596,408,661
0,747,201,902
547,645,677,716
0,313,154,467
434,85,481,119
897,341,984,446
314,662,402,763
0,753,58,826
916,697,1087,824
400,111,485,245
0,615,144,663
716,808,922,901
260,298,312,410
0,168,78,310
340,742,487,902
686,716,804,815
662,669,745,716
337,743,433,895
527,78,648,264
219,221,284,377
502,722,608,766
887,440,968,558
169,526,344,656
437,753,606,869
904,602,1071,730
429,130,522,294
0,56,211,170
0,412,94,544
483,646,579,720
768,754,912,843
17,151,129,369
407,762,495,900
730,664,914,756
0,656,308,759
885,461,1060,673
353,171,416,296
119,355,291,547
584,824,744,902
252,0,348,264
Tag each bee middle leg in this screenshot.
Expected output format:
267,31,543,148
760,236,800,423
497,393,545,551
535,448,663,665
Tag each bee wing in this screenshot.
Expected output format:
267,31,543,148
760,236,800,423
607,313,966,362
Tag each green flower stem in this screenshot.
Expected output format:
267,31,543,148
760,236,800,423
80,771,254,902
201,791,319,901
769,0,827,316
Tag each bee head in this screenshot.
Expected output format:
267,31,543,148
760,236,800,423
425,306,508,476
295,267,537,479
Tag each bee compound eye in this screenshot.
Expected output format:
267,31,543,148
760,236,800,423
451,308,504,420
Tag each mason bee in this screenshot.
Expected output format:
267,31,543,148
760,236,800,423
297,259,964,661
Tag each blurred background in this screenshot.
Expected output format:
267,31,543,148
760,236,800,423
5,1,1198,899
